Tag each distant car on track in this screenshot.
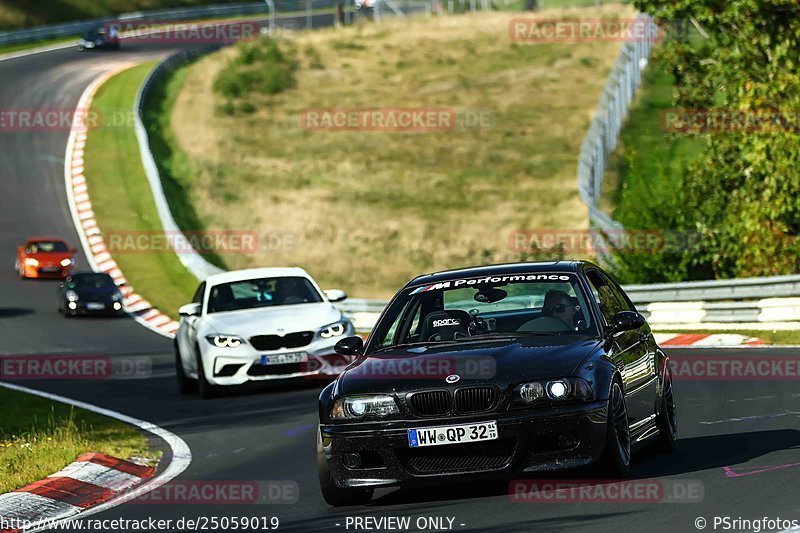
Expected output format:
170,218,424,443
317,261,677,506
77,27,120,51
58,272,125,317
15,238,76,279
175,267,356,398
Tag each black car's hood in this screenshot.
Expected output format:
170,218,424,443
337,336,602,395
72,286,118,299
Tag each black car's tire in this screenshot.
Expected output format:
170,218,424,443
196,351,216,400
317,430,373,507
600,382,631,477
657,370,678,452
175,343,197,395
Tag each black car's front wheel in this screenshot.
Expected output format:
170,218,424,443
317,430,373,506
600,381,631,477
657,369,678,451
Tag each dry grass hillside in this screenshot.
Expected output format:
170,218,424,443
169,6,632,297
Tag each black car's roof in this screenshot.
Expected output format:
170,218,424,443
404,260,595,289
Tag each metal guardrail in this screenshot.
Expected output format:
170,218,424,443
625,274,800,304
576,14,656,232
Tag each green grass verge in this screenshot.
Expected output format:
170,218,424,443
659,329,800,346
84,62,199,320
0,387,159,493
605,66,704,220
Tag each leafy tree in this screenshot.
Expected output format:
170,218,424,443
620,0,800,279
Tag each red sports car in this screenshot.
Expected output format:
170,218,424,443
15,238,76,279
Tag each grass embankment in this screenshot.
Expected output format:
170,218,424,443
160,7,631,298
0,387,158,493
84,62,198,319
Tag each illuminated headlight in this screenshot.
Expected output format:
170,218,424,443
319,320,349,339
113,302,122,311
331,395,399,420
60,258,72,267
65,290,79,302
24,258,39,267
206,335,244,348
547,380,570,399
515,378,593,404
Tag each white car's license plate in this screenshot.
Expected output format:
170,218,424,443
86,302,106,310
260,352,308,365
408,421,498,448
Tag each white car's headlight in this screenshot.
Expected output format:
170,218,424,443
60,258,72,267
206,335,245,348
332,395,399,420
65,290,79,302
319,320,349,339
25,258,39,267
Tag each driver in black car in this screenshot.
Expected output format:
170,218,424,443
542,289,577,330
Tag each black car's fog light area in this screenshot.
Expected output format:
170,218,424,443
343,451,385,470
215,364,244,377
532,432,580,454
343,453,361,469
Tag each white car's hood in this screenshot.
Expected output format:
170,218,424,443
201,302,341,336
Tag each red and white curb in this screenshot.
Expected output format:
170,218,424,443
654,332,764,347
64,66,179,338
0,453,154,532
0,382,191,533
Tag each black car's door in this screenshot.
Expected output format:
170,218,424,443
585,269,656,427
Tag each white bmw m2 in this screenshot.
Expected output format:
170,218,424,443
175,267,355,398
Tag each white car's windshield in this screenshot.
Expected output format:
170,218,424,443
207,276,323,314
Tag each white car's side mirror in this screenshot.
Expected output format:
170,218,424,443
178,302,201,317
324,289,347,303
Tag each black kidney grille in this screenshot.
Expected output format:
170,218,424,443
454,386,497,413
249,331,313,351
408,391,451,416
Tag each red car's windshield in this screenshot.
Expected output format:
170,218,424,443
26,241,69,254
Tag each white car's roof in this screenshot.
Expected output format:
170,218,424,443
204,267,311,286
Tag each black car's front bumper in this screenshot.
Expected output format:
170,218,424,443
320,400,608,489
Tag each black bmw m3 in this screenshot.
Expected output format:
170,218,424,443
317,261,677,506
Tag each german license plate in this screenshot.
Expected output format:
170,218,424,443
408,421,498,448
260,352,308,365
86,302,106,310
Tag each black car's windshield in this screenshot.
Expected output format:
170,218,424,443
207,276,323,314
370,272,597,351
27,241,68,253
71,274,116,289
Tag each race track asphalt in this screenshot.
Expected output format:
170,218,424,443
1,30,799,533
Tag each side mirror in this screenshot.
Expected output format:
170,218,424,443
610,311,646,334
178,302,201,317
334,336,363,356
324,289,348,303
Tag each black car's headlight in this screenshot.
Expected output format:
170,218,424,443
318,320,350,339
331,395,399,420
515,378,593,405
65,290,79,302
206,335,245,349
111,291,123,302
